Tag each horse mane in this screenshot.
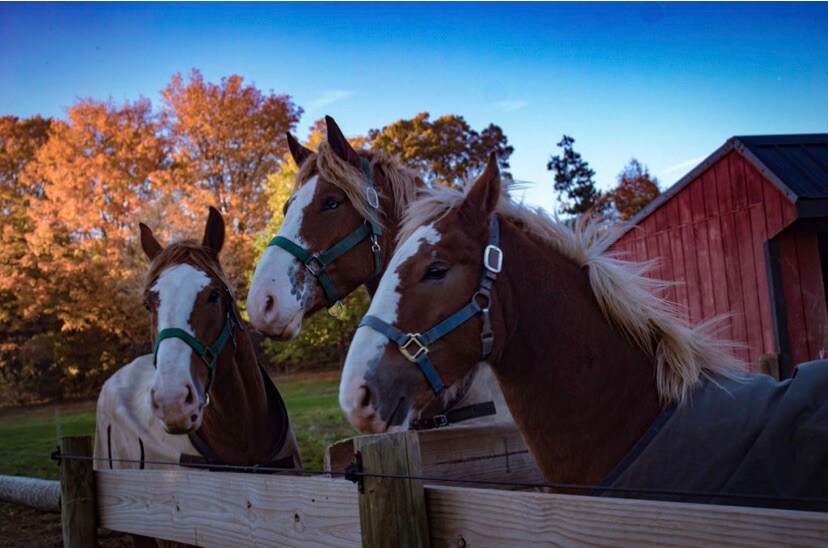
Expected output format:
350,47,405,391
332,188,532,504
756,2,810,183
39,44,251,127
295,142,423,229
145,240,233,296
399,182,741,404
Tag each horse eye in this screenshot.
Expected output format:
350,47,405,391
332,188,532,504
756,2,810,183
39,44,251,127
422,265,448,281
143,301,151,311
322,197,340,211
208,291,220,303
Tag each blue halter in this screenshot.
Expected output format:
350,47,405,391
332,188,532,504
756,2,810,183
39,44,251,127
358,215,503,395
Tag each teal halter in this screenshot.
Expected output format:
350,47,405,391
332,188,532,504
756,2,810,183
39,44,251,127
152,289,236,397
267,157,383,317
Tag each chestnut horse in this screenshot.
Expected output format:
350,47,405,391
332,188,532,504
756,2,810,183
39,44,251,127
248,116,510,430
342,154,828,508
95,208,300,472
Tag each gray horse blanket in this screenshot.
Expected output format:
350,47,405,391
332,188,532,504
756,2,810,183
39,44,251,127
597,360,828,511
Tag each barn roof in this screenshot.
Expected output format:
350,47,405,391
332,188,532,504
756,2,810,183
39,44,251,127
622,133,828,231
736,134,828,200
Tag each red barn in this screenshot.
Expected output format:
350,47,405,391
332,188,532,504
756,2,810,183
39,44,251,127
610,134,828,377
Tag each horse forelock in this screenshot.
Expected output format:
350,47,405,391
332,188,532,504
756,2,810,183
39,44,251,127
397,185,741,404
145,240,231,298
294,142,423,229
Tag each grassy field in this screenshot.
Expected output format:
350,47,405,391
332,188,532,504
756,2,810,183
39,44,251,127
0,371,356,480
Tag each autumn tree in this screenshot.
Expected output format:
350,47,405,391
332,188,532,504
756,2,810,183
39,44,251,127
368,112,513,187
547,135,603,216
607,158,660,220
0,115,54,401
159,69,302,293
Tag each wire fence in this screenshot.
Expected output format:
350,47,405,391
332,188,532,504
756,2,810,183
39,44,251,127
2,448,827,511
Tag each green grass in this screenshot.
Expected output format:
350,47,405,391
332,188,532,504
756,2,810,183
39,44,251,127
0,372,356,479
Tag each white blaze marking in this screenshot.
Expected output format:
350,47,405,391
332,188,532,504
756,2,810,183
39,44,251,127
249,177,319,327
340,224,442,416
152,264,211,390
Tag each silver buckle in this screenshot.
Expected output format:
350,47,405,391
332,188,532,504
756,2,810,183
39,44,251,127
327,300,345,318
399,333,428,362
366,187,380,209
305,257,324,276
370,234,381,253
432,414,449,428
483,244,503,273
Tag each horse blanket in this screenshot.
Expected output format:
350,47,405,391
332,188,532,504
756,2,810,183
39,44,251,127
94,354,300,471
598,360,828,511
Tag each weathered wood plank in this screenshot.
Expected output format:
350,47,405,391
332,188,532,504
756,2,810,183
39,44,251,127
0,474,60,512
326,423,545,489
59,435,97,548
355,432,430,548
426,486,828,547
96,470,361,547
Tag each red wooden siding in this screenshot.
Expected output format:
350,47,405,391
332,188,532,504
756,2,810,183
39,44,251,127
610,150,827,372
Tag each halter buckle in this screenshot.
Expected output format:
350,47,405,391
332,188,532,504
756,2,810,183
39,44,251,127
400,333,429,363
483,244,503,273
366,187,380,209
305,256,324,276
370,234,381,253
432,414,449,428
327,300,345,318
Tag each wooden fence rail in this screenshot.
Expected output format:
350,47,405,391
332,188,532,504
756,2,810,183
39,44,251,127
4,433,828,547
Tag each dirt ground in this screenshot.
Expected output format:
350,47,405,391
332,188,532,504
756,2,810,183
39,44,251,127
0,504,132,547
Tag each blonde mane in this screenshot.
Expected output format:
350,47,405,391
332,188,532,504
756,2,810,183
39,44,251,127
295,142,424,229
399,182,741,404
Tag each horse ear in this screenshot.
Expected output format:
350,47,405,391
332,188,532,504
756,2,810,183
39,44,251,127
139,222,163,261
286,132,313,167
459,152,501,223
325,115,361,170
202,206,225,254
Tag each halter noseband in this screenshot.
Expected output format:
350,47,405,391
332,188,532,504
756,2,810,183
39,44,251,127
152,288,237,398
268,157,383,317
358,215,503,395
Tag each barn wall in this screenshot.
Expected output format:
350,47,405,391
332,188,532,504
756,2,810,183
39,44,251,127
610,150,801,371
774,226,828,367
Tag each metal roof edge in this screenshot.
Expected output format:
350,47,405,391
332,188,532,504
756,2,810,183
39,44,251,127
731,138,799,204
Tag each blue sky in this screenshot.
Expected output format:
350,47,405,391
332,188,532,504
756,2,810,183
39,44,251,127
1,2,826,210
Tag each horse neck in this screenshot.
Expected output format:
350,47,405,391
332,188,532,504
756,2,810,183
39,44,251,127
197,326,274,466
490,221,663,486
365,168,424,297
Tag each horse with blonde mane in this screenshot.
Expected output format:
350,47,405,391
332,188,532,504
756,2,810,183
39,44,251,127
341,153,828,509
248,116,510,429
95,208,300,473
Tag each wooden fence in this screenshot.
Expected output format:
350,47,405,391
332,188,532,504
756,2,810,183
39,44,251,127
3,432,828,547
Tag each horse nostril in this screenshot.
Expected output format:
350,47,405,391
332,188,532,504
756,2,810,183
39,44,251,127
358,385,371,409
264,295,274,313
190,414,197,423
185,385,194,405
150,389,159,410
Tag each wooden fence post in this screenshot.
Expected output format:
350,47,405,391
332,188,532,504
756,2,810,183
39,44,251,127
354,431,430,548
59,435,97,548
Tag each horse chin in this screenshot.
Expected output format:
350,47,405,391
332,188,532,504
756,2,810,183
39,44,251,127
163,423,199,435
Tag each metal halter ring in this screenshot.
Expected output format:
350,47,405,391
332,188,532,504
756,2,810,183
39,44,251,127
399,333,429,362
370,234,381,253
366,187,380,209
327,300,345,317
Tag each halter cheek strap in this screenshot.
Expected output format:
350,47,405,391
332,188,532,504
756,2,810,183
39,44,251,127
358,215,502,395
268,157,383,317
152,289,237,396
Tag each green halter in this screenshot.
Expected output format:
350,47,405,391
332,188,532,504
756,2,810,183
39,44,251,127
152,289,236,396
268,157,383,317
